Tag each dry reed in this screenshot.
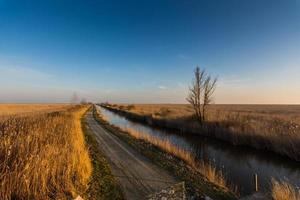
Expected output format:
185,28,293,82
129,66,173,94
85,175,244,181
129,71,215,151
121,126,227,189
0,105,92,200
271,179,300,200
0,104,69,116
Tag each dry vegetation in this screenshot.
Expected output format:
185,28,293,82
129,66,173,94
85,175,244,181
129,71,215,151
108,104,300,161
0,105,92,200
121,126,227,190
271,179,300,200
0,104,69,116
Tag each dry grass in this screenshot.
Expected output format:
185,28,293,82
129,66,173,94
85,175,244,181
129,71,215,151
109,104,300,161
271,179,300,200
120,126,227,189
119,104,300,120
0,104,70,116
0,105,92,200
117,104,300,128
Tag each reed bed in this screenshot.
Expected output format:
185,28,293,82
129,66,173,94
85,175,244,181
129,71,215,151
0,104,69,116
0,105,92,200
121,126,227,189
271,179,300,200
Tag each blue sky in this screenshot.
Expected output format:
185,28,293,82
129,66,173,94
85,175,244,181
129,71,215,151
0,0,299,103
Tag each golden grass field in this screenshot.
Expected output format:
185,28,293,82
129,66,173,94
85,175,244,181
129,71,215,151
0,104,92,200
0,104,70,116
117,104,300,122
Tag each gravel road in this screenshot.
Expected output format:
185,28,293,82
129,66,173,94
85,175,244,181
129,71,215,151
85,110,178,199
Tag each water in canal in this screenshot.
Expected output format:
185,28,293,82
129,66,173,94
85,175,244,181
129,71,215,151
97,106,300,196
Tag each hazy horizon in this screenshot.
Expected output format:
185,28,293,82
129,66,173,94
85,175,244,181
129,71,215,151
1,0,299,104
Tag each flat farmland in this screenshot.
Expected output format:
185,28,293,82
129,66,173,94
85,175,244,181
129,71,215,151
117,104,300,121
0,104,71,116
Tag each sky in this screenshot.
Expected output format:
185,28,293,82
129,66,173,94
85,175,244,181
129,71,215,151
0,0,299,104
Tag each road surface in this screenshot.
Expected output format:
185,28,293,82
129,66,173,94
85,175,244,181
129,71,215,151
85,110,178,199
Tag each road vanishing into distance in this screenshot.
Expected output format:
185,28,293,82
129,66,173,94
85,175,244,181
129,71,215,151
85,110,177,199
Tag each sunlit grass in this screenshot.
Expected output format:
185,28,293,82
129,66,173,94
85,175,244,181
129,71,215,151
271,179,300,200
0,104,69,116
0,105,92,200
120,126,228,189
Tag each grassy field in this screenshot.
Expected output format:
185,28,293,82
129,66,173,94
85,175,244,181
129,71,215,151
107,104,300,161
0,104,70,116
0,104,92,200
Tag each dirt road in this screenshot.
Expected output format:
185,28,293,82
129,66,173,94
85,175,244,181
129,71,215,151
85,110,178,199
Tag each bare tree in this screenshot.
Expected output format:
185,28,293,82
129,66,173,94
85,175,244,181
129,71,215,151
187,66,217,123
202,75,217,121
186,67,205,123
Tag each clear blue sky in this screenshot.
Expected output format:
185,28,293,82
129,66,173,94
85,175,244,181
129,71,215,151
0,0,299,103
